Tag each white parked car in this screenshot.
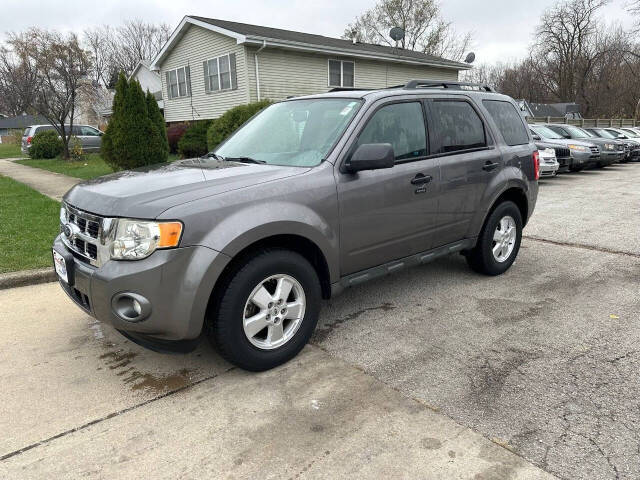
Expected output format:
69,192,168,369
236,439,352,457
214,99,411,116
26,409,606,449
538,148,559,177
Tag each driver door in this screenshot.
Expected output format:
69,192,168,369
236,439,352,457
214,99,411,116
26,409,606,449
337,100,441,275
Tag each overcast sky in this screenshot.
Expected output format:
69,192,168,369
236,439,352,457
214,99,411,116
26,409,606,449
0,0,636,64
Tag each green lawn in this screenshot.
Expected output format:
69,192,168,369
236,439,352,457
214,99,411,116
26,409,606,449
17,154,115,180
0,143,23,159
0,175,61,274
17,153,180,180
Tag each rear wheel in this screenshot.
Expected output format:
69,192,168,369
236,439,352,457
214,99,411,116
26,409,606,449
466,201,523,276
208,249,321,371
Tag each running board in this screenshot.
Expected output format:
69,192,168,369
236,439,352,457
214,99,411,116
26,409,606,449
331,238,475,296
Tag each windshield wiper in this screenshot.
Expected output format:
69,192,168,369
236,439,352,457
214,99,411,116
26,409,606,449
202,152,225,161
225,156,266,164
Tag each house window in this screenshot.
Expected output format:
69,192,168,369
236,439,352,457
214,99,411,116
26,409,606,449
204,53,237,93
328,60,355,88
166,66,191,99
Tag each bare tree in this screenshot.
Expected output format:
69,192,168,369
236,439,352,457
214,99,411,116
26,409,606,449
0,45,38,116
83,19,171,84
343,0,472,62
531,0,609,102
6,29,91,158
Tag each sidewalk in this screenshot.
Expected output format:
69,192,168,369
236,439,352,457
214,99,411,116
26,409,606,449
0,158,79,201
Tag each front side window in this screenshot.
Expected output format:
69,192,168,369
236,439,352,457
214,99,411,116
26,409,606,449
429,100,486,154
328,60,355,88
483,100,529,146
355,102,427,161
204,54,237,93
166,66,191,99
215,98,362,167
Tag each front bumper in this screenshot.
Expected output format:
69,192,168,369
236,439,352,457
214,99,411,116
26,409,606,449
539,161,559,177
53,235,231,344
599,151,620,165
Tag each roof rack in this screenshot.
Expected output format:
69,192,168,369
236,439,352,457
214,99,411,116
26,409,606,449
403,80,496,92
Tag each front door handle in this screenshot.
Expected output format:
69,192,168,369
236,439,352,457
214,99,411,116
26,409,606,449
482,161,500,172
411,173,432,185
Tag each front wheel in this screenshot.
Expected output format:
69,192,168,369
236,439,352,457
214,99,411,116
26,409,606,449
208,249,321,371
466,201,523,276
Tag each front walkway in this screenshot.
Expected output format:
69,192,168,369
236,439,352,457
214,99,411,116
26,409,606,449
0,159,80,201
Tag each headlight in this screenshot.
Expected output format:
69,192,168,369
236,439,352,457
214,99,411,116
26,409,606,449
60,205,67,223
568,144,589,152
110,219,183,260
604,143,615,150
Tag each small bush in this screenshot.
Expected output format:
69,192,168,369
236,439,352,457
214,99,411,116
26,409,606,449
167,123,189,154
8,129,23,145
69,136,84,161
29,130,63,159
207,100,272,151
178,120,212,158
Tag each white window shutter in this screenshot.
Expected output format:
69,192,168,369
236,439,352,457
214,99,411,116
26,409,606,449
165,71,172,99
185,66,191,96
203,61,210,93
230,53,237,90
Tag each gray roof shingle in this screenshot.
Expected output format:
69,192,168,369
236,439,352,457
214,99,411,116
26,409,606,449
189,16,468,70
0,114,48,130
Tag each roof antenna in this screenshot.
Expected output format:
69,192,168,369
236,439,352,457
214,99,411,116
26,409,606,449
389,27,405,48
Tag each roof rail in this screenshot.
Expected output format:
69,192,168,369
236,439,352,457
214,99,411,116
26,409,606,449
404,80,496,92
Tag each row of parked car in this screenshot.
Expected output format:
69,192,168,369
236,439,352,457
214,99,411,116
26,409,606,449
530,123,640,176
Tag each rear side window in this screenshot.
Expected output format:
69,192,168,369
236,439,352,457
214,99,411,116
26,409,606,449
483,100,529,146
429,100,486,154
356,102,427,161
35,126,56,134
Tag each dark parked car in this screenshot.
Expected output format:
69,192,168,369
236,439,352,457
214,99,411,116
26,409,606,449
545,124,620,168
529,131,572,173
530,124,590,172
604,128,640,162
53,81,539,371
582,127,632,163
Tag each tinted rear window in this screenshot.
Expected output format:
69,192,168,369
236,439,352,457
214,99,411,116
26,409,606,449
483,100,529,146
35,126,57,134
429,100,486,154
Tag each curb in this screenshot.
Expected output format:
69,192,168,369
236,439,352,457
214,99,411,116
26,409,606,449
0,268,57,290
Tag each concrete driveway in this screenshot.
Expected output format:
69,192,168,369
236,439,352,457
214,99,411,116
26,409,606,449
1,162,639,479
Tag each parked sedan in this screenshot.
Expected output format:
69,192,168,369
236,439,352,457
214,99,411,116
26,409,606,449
583,127,633,163
531,135,571,173
545,124,618,168
530,124,592,172
21,124,103,155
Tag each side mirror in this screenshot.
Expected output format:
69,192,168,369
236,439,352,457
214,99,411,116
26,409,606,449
532,134,541,141
345,143,395,173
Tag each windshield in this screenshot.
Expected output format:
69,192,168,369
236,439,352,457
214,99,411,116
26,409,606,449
621,128,640,138
531,125,563,139
215,98,363,167
590,128,616,139
606,129,627,138
564,125,591,138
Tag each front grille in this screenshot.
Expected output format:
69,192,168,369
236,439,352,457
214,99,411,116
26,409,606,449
554,147,570,159
62,204,103,266
589,146,600,156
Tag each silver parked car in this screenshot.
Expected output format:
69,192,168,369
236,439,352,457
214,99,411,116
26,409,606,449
21,124,103,155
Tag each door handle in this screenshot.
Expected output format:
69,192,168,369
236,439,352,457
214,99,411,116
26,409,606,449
411,173,432,185
482,161,500,172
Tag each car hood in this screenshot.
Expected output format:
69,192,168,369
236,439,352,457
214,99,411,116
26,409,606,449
535,140,570,151
538,138,594,148
64,157,310,218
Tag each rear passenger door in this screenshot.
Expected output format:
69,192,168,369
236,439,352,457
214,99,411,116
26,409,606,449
79,126,102,151
425,97,501,246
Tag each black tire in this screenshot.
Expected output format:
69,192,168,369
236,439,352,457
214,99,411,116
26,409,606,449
570,165,583,172
596,162,606,169
466,201,523,276
208,249,321,371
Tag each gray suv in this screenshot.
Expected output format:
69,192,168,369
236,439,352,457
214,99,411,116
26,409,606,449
22,124,103,155
52,81,539,371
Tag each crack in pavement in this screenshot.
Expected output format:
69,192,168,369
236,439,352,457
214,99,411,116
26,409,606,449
524,235,640,258
0,368,234,462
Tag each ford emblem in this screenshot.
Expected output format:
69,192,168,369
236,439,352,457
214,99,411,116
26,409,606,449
63,223,73,238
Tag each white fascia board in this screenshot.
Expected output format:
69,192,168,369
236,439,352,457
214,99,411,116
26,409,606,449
243,37,471,70
150,16,247,71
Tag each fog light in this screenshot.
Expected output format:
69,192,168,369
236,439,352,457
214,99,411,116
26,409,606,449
111,292,151,322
